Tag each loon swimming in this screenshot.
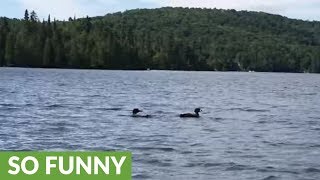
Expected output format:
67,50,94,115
132,108,151,118
180,108,202,118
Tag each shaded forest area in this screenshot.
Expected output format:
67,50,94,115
0,7,320,72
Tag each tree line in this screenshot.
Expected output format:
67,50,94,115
0,7,320,72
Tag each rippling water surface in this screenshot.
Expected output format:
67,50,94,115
1,68,320,179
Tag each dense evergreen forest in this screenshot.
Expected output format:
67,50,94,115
0,7,320,72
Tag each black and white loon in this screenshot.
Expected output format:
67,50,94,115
132,108,151,118
180,108,202,118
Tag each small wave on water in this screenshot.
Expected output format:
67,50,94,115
132,174,152,180
44,104,66,109
43,104,87,111
262,176,280,180
304,167,320,173
202,128,219,133
57,83,67,87
225,163,255,171
182,161,255,172
301,92,317,96
257,166,299,175
87,94,105,98
0,103,34,107
182,162,208,168
0,103,35,112
228,107,270,112
0,103,14,107
92,107,123,111
140,158,173,167
207,117,225,123
153,110,168,115
132,146,176,152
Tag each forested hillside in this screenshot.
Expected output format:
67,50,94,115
1,7,320,72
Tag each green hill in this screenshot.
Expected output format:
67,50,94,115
1,7,320,72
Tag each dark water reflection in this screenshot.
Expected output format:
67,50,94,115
0,68,320,179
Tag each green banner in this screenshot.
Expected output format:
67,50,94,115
0,152,131,180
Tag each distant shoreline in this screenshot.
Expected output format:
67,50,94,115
1,8,319,73
0,66,315,74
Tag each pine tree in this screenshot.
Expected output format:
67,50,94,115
48,15,51,25
30,11,39,22
24,9,29,21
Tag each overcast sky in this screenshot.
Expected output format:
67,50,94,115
0,0,319,21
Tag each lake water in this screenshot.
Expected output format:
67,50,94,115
0,68,320,180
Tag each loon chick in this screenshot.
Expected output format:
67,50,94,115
180,108,202,118
132,108,151,118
